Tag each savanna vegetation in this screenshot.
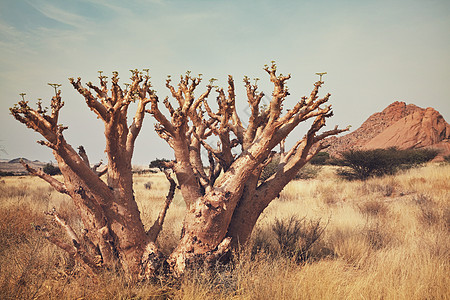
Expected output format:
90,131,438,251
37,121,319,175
42,163,61,176
9,64,348,279
5,64,449,298
1,162,448,299
336,148,440,180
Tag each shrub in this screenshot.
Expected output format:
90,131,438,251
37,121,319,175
443,155,450,163
294,164,321,180
0,171,15,177
309,152,330,165
358,200,388,217
249,227,274,259
400,148,439,165
363,222,390,250
412,194,441,227
271,216,327,262
149,158,171,170
360,182,395,197
43,163,61,176
338,148,438,180
259,156,280,182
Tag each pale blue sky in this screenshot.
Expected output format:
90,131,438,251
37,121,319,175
1,0,449,165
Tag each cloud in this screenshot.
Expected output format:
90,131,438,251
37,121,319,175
0,21,34,59
26,1,93,30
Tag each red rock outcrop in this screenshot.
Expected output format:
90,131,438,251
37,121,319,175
326,101,450,159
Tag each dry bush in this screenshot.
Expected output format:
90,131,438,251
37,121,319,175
328,228,372,268
0,205,42,254
357,199,388,218
412,193,449,230
272,216,304,256
157,221,183,256
144,181,152,190
0,204,65,299
0,182,28,199
419,203,440,227
412,193,437,226
360,181,396,197
0,182,69,299
0,236,58,300
314,182,342,206
248,226,276,258
294,164,322,180
328,219,395,269
271,216,328,262
362,221,394,250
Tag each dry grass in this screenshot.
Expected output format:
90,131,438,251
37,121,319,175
0,163,449,299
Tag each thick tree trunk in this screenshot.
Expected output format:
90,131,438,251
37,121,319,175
153,65,348,275
12,64,348,280
11,71,160,281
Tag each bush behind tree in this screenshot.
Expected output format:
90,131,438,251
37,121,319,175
309,152,330,165
260,155,321,182
338,147,439,180
42,163,61,176
149,158,171,171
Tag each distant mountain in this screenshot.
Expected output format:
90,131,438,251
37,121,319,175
326,101,450,160
8,157,34,164
0,158,47,175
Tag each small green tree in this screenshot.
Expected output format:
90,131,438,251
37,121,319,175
149,158,171,170
309,151,330,165
42,163,61,176
338,148,438,180
400,148,439,165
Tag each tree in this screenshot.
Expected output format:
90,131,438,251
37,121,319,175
338,147,439,180
10,64,348,280
43,163,61,175
147,62,348,275
149,158,171,170
309,151,330,165
10,70,171,281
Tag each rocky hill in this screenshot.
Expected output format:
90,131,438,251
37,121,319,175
0,158,47,175
326,101,450,159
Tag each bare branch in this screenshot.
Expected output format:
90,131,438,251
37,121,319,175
69,77,109,121
21,161,68,194
163,96,175,116
96,166,108,177
45,207,80,246
127,94,152,154
78,145,90,167
146,95,175,137
146,170,177,242
92,160,103,172
34,225,100,275
205,237,231,263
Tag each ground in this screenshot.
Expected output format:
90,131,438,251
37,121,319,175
0,163,449,299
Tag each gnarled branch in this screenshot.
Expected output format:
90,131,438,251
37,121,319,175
21,161,68,194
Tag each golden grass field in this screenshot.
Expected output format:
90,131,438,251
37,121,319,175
0,163,449,299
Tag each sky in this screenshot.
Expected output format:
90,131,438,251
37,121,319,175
1,0,449,165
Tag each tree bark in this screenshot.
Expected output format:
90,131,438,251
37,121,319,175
11,70,164,281
12,64,348,279
149,64,349,275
